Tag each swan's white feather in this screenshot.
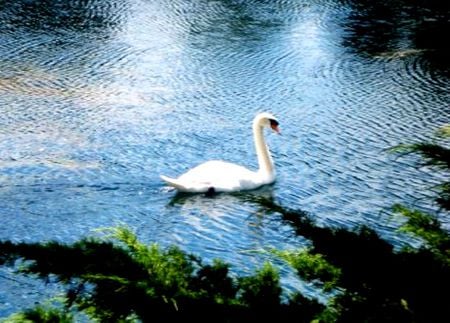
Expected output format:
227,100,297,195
161,160,268,193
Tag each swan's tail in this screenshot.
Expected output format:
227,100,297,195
160,175,211,193
160,175,189,191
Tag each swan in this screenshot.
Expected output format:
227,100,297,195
160,112,280,193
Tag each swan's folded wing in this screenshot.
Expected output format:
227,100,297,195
160,161,263,192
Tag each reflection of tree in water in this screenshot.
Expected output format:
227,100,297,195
342,0,450,69
413,1,450,69
0,0,129,33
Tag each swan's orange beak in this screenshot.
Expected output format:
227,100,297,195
271,124,281,134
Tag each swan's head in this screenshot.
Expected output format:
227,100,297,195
254,112,280,134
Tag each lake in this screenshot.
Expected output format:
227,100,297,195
0,0,449,316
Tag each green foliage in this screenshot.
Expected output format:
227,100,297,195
391,142,450,169
105,227,199,304
3,304,73,323
0,228,323,322
388,124,449,268
1,214,449,323
389,125,450,210
272,249,341,292
436,124,450,138
190,259,237,305
238,262,281,308
393,204,450,262
255,198,449,323
436,182,450,211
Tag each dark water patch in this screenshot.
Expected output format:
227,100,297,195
0,0,129,34
342,0,450,71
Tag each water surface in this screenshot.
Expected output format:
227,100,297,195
0,0,449,316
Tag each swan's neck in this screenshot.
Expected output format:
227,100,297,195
253,122,274,178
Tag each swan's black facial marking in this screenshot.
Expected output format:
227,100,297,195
269,118,280,134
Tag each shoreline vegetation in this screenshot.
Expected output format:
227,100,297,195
0,127,449,322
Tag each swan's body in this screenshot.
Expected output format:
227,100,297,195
160,112,280,193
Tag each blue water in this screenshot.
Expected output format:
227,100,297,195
1,0,449,317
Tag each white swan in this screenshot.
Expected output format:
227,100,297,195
160,112,280,193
